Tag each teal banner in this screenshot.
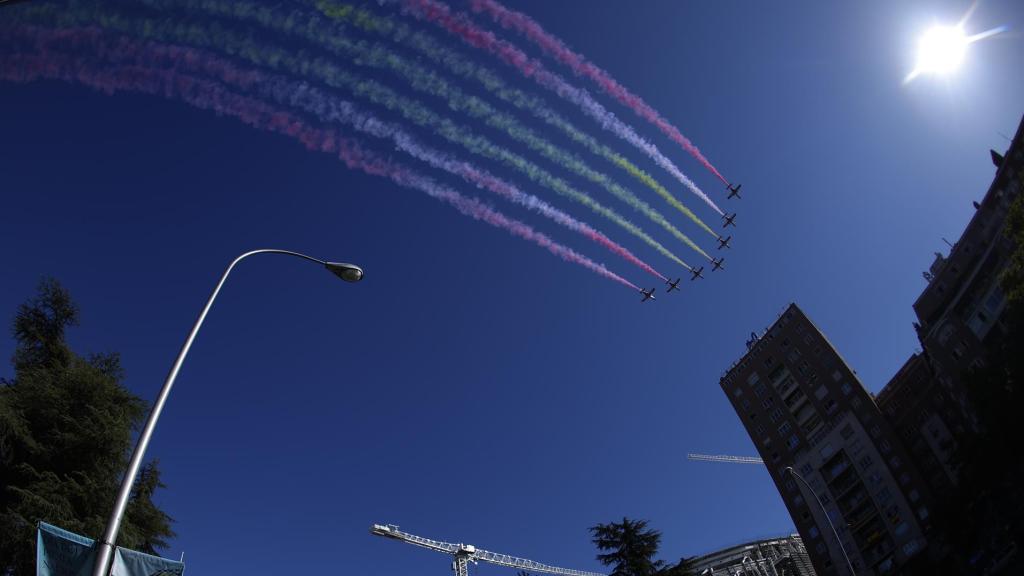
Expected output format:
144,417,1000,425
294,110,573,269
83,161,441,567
36,522,185,576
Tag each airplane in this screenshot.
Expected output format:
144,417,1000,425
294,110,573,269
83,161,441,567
690,266,705,280
665,278,681,292
711,257,726,272
640,288,657,302
727,183,742,199
718,235,732,250
722,213,737,228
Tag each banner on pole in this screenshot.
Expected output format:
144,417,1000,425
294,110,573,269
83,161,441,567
36,522,185,576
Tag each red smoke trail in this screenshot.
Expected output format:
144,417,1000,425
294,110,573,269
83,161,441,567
0,44,640,291
469,0,730,186
1,23,665,283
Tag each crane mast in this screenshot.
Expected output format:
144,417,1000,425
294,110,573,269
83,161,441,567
371,524,605,576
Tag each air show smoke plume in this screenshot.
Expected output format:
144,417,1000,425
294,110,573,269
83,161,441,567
395,0,725,218
9,2,701,267
0,29,641,291
309,1,704,236
470,0,730,187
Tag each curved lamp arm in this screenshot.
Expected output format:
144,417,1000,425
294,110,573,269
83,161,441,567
785,467,856,576
92,249,362,576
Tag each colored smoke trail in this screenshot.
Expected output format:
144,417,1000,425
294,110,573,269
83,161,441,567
306,0,714,241
470,0,730,186
0,43,640,291
7,3,697,268
395,0,725,218
11,23,666,281
130,0,715,251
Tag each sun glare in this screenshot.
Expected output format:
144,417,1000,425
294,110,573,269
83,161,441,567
916,25,968,75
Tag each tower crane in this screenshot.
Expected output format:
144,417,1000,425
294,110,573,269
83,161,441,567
371,524,605,576
687,453,764,465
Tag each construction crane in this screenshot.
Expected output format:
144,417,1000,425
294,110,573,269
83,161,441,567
371,524,605,576
687,453,764,465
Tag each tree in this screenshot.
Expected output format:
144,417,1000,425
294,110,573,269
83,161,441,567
0,278,175,575
590,518,664,576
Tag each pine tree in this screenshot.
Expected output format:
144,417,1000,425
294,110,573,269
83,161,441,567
590,518,664,576
0,278,174,575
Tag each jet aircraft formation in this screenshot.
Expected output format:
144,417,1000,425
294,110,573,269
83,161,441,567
639,182,743,302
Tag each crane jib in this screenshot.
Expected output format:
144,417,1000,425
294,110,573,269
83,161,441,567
370,524,606,576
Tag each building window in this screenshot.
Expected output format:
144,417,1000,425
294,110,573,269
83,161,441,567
832,370,843,382
800,463,813,475
770,407,784,423
879,439,891,454
764,356,776,368
909,489,920,503
815,385,829,400
917,506,929,521
877,486,892,504
754,424,765,437
785,479,797,492
851,396,862,409
903,539,921,556
890,456,902,469
794,495,804,507
816,542,826,555
859,455,873,470
762,396,775,409
841,382,853,396
824,398,838,414
740,398,751,411
819,443,835,459
808,526,819,539
754,382,768,398
748,372,761,386
782,337,791,348
870,425,882,439
787,434,800,450
840,424,854,440
778,421,793,436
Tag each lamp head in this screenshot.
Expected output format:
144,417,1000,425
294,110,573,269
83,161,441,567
325,262,364,283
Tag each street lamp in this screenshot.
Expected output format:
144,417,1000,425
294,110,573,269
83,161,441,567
785,467,856,576
92,249,363,576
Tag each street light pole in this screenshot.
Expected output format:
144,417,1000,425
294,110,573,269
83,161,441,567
785,467,856,576
92,249,363,576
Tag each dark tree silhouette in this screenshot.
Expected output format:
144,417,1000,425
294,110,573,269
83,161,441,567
590,518,664,576
0,278,175,575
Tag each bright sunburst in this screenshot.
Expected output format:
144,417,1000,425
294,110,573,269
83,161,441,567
904,5,1006,85
916,25,969,76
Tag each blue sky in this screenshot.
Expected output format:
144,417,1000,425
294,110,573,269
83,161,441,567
1,0,1023,574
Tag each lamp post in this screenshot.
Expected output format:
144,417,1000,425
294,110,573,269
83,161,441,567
92,249,363,576
785,467,856,576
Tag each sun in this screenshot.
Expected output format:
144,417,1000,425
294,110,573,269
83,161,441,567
916,25,969,75
904,11,1007,85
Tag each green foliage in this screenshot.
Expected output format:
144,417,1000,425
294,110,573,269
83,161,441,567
590,518,665,576
0,278,174,575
